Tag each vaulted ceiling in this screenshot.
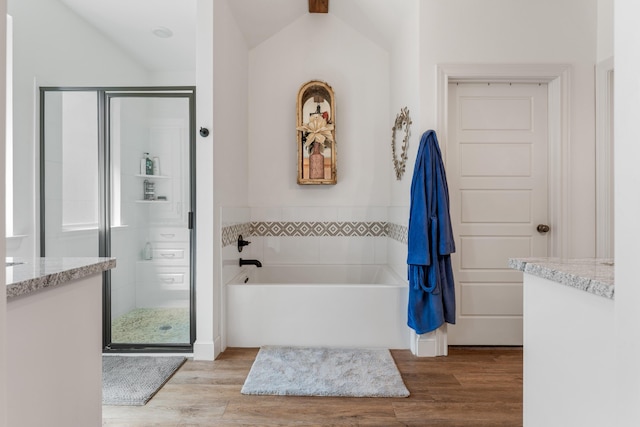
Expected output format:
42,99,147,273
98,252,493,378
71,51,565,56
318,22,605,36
227,0,411,50
59,0,412,73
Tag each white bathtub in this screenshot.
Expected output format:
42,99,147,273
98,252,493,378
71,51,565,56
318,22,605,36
225,265,410,348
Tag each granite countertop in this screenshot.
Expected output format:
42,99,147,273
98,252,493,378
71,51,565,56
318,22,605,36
6,257,116,300
508,258,614,299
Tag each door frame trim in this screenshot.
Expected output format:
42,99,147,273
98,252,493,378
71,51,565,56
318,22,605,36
595,57,614,258
436,64,571,258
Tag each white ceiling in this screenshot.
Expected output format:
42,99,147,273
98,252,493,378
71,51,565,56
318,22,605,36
227,0,308,49
227,0,411,50
59,0,411,72
59,0,198,73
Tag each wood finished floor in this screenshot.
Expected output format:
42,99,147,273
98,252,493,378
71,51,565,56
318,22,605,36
102,347,523,427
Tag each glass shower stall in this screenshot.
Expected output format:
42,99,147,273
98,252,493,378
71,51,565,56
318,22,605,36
40,87,196,352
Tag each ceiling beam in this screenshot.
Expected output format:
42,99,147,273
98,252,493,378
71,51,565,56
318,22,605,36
309,0,329,13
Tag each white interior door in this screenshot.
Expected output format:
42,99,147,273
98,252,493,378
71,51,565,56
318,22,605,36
447,82,548,345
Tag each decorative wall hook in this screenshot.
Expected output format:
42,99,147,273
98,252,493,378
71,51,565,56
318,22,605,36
391,107,411,180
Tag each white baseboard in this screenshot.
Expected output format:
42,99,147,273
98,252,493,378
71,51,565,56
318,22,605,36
214,335,222,359
193,339,216,361
410,325,448,357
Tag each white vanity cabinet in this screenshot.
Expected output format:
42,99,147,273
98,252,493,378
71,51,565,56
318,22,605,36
510,258,615,427
6,257,115,427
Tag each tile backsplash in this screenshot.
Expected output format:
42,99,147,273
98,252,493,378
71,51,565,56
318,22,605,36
220,207,408,270
221,222,251,248
221,220,407,246
251,221,387,237
387,222,408,245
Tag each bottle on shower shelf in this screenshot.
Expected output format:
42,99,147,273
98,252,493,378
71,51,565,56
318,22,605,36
143,242,153,260
140,153,147,175
143,179,155,200
153,156,160,176
145,152,153,175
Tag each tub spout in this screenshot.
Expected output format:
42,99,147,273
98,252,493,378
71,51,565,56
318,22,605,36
239,258,262,268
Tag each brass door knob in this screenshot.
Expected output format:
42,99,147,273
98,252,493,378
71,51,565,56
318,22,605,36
537,224,550,233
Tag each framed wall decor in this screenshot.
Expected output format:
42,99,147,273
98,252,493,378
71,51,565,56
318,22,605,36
296,80,337,185
391,107,411,180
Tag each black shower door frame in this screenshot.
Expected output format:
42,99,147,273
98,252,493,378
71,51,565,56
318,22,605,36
39,86,197,353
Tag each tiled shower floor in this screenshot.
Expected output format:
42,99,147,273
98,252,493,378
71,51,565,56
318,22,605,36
111,307,190,344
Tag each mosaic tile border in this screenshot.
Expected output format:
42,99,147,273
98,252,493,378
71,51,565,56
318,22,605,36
251,221,387,237
221,222,252,247
221,221,408,247
387,222,408,245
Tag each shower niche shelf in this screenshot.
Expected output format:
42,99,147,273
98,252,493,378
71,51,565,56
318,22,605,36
135,174,170,179
136,174,172,203
135,200,170,204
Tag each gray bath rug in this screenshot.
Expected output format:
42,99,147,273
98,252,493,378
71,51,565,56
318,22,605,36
102,355,186,405
241,346,410,397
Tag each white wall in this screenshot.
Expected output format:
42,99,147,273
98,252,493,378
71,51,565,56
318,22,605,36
214,0,248,209
0,1,7,424
388,0,419,278
149,70,195,86
8,0,150,258
248,13,390,208
614,1,640,425
389,0,420,206
206,0,249,358
418,0,598,258
240,14,393,318
193,0,215,360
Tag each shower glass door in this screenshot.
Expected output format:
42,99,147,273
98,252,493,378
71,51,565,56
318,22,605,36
40,87,196,352
106,91,195,350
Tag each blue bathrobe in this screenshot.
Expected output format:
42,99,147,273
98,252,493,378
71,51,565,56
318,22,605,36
407,130,456,334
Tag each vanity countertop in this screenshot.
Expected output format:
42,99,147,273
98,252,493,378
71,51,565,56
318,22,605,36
508,257,614,300
6,257,116,300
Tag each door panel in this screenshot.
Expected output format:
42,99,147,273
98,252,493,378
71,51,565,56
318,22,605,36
448,82,548,345
461,190,531,223
460,143,532,176
459,237,531,269
460,97,533,130
109,95,193,347
460,283,523,316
